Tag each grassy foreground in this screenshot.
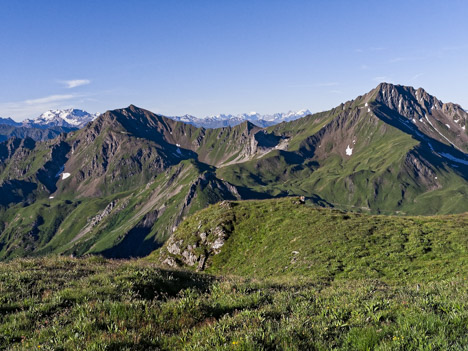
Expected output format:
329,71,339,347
158,198,468,282
1,257,467,350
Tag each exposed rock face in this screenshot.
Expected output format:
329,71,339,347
375,83,440,119
1,83,468,260
160,201,235,271
71,199,129,245
374,83,468,152
36,140,71,193
403,150,440,191
0,137,36,176
88,200,118,228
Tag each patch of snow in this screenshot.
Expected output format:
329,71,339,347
445,124,450,129
49,196,54,199
62,173,71,180
346,145,353,156
25,109,100,128
424,114,457,149
412,118,416,123
367,108,371,112
55,165,64,178
365,102,368,107
176,143,180,147
439,152,468,166
168,109,312,128
463,126,466,130
435,176,438,180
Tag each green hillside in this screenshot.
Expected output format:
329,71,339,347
0,160,240,260
2,229,467,350
0,83,467,260
1,195,467,350
158,198,468,281
217,87,468,215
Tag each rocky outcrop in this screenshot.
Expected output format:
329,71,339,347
71,199,129,244
373,83,468,152
88,200,118,228
161,201,235,271
403,150,441,191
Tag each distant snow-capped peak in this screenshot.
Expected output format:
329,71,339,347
25,109,100,128
168,109,312,128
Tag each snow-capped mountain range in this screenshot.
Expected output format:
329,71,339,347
168,109,313,128
1,108,312,131
23,109,100,129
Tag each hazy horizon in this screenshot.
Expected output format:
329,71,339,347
1,0,467,121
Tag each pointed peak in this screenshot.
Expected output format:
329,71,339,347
239,120,260,132
374,82,408,95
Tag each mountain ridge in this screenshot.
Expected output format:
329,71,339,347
0,82,466,260
23,108,100,129
168,109,313,128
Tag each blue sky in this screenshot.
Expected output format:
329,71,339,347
1,0,467,120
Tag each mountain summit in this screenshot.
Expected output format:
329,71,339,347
0,83,467,259
168,109,313,128
1,109,100,142
372,83,468,152
23,109,100,129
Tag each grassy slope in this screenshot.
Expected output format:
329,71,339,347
0,160,230,260
218,102,468,215
1,197,467,350
1,256,467,350
158,198,468,282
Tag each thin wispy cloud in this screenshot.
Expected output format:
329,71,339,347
62,79,91,89
25,94,76,105
0,94,81,120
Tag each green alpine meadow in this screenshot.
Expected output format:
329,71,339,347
0,80,467,349
3,2,468,349
1,84,467,259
